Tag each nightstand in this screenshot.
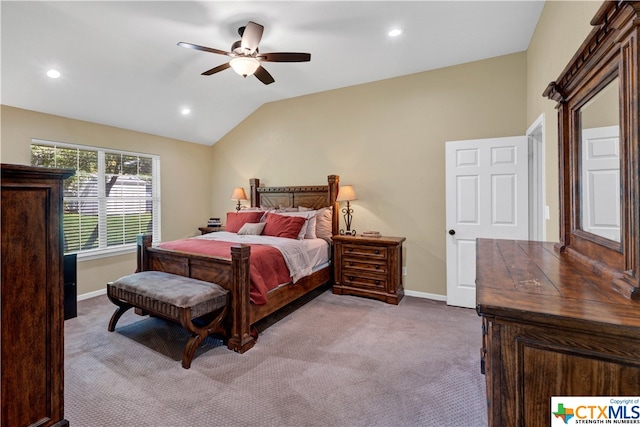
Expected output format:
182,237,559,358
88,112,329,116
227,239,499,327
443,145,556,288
332,234,406,304
198,226,223,234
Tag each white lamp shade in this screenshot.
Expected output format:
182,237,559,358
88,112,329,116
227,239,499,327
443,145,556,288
229,57,260,77
230,187,247,201
337,185,357,202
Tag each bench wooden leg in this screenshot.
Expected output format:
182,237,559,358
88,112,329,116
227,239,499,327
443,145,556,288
107,294,134,332
179,304,229,369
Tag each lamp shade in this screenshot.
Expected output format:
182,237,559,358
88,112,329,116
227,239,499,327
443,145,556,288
229,57,260,77
337,185,357,202
230,187,248,201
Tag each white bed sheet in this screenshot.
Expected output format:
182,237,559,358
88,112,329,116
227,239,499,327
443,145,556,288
194,231,330,283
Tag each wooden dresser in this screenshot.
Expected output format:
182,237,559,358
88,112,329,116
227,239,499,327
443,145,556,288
1,164,73,426
476,4,640,424
332,235,405,304
476,239,640,427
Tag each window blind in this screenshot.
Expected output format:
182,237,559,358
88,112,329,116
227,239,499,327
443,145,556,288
31,139,161,258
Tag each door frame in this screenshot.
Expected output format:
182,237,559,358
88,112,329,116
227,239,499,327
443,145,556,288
526,114,545,241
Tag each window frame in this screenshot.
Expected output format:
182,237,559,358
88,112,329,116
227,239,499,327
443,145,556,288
31,138,161,261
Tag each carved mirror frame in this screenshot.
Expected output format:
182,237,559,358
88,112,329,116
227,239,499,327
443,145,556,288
544,1,640,299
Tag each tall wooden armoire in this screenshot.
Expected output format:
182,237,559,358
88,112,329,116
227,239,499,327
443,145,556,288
1,164,74,426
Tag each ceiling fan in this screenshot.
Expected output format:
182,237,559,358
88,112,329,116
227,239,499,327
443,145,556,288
178,21,311,85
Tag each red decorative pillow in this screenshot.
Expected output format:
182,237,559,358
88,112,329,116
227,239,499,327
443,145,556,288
225,211,264,233
262,213,307,239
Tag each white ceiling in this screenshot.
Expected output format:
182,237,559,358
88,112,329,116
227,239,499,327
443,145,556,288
1,1,544,146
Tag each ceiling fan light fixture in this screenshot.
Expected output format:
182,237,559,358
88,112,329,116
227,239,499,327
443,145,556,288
229,57,260,77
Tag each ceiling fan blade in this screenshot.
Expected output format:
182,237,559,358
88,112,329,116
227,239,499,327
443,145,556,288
254,65,275,85
258,52,311,62
241,21,264,54
177,42,230,56
201,62,231,76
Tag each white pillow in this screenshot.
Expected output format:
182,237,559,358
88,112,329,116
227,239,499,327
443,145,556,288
237,222,266,235
315,206,333,242
304,215,317,239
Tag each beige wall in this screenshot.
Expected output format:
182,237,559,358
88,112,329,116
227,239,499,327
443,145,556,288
526,0,602,242
210,53,527,297
1,105,214,295
1,0,603,299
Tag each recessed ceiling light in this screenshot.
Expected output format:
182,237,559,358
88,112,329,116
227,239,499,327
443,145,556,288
47,69,61,79
181,108,191,115
388,29,402,37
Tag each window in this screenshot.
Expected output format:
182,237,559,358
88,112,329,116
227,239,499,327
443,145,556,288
31,139,160,259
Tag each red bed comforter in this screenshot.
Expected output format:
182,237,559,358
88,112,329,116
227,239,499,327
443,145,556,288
157,238,292,305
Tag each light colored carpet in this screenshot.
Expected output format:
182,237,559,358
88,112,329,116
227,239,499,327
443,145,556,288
64,288,487,426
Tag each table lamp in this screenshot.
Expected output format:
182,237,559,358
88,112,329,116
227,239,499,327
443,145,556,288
230,187,247,212
337,185,357,235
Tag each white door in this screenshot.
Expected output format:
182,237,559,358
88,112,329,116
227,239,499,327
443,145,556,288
581,126,620,242
445,136,529,308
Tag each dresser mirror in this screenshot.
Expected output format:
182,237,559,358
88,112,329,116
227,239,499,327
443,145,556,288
579,77,620,243
544,1,640,299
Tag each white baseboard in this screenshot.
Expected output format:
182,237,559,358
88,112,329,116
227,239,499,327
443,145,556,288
78,288,106,301
404,290,447,302
78,287,446,303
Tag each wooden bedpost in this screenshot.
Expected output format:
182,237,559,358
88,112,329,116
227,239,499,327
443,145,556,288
136,234,152,273
226,244,255,353
328,175,340,236
250,178,260,207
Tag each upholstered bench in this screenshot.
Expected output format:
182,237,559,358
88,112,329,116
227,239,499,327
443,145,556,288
107,271,229,369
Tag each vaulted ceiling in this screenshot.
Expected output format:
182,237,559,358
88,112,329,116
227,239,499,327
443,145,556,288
1,1,544,146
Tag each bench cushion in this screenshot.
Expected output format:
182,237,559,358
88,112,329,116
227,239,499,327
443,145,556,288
109,271,228,319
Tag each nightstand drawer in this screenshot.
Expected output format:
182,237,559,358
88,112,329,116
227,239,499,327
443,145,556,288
342,258,387,275
341,272,387,290
342,244,387,259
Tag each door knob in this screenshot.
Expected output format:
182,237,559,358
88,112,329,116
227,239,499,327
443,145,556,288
448,229,456,236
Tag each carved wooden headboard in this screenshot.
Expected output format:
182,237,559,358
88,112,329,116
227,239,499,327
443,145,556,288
249,175,340,236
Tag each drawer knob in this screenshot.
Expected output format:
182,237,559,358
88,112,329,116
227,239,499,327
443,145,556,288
348,248,353,252
349,276,354,281
375,280,380,285
375,250,380,254
349,262,354,266
375,265,380,269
